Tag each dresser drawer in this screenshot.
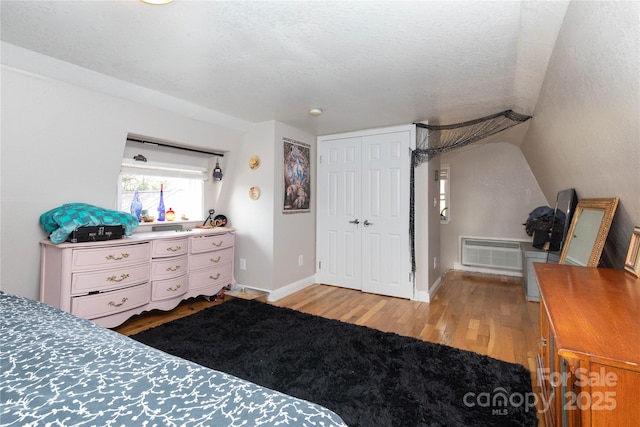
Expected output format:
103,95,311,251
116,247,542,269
189,265,233,291
152,238,188,258
151,275,188,301
189,247,233,271
190,233,235,254
71,243,150,271
71,263,150,295
71,283,150,320
151,254,188,280
41,227,235,328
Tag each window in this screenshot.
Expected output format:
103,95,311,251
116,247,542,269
439,165,450,224
119,173,203,222
118,137,210,223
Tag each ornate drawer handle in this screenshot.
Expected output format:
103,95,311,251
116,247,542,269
166,284,182,292
209,273,221,280
166,246,182,252
108,297,128,307
105,253,130,261
166,265,181,272
210,256,222,263
106,274,130,283
212,241,223,247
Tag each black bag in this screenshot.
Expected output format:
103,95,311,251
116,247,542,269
67,226,125,243
523,206,554,237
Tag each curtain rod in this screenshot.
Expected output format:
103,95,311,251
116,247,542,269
127,138,224,157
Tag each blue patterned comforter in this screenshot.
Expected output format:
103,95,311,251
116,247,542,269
0,293,347,427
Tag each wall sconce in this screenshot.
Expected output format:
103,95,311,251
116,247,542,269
213,157,223,181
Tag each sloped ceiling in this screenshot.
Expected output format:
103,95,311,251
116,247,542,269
1,0,568,138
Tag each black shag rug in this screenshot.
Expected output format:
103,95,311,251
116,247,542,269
131,298,538,427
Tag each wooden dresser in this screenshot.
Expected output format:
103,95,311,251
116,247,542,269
534,263,640,427
40,228,235,328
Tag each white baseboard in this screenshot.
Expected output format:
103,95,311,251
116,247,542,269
230,283,269,294
453,262,523,277
264,275,317,302
429,276,443,300
414,289,429,302
240,274,447,303
414,276,443,303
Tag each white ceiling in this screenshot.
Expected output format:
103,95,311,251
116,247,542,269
0,0,569,138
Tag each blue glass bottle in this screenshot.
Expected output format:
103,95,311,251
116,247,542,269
157,184,166,221
130,189,143,222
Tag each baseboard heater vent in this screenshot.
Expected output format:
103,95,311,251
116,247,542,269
461,238,522,271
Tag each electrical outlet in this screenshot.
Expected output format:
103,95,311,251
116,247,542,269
239,258,246,270
298,254,304,266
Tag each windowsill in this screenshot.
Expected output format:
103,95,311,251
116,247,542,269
133,219,204,233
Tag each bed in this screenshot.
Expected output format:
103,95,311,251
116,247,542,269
0,292,348,427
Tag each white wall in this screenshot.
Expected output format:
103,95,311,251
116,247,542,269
414,156,441,295
440,142,547,272
1,66,244,299
227,121,316,294
272,122,317,289
520,1,640,268
227,121,276,290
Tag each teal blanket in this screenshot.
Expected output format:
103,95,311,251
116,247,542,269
40,203,139,244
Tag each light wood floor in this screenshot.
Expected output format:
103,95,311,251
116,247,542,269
114,295,226,336
115,270,543,424
115,270,540,370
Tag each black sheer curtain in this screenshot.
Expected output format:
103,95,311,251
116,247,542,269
409,110,532,273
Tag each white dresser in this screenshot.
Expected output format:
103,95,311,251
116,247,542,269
40,228,235,328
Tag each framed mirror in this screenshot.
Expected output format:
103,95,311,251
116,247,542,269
624,226,640,277
559,198,619,267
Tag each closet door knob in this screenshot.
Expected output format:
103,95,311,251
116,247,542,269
363,220,373,227
348,219,360,225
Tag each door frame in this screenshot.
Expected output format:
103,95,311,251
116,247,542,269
316,124,416,299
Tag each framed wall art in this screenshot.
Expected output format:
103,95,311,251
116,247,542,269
624,226,640,277
283,137,310,214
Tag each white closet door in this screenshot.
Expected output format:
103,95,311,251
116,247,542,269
317,136,362,290
361,131,412,298
317,128,413,299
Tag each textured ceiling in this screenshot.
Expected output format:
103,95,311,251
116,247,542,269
0,1,568,137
